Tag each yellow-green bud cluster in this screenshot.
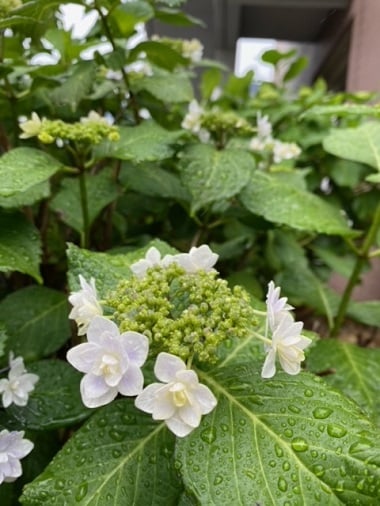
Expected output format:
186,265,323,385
202,110,254,137
0,0,21,18
106,264,256,364
37,118,119,145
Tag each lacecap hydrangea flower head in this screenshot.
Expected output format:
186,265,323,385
0,430,34,484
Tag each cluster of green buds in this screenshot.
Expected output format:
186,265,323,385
151,35,203,63
202,109,254,138
105,247,256,364
19,111,120,145
0,0,21,18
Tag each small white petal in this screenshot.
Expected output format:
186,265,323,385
66,342,99,373
193,384,217,414
118,365,144,396
154,353,186,383
135,383,165,414
80,374,118,408
178,402,201,428
120,331,149,367
87,317,119,344
165,416,194,437
261,348,277,379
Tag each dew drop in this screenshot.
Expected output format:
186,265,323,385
274,444,284,457
75,483,88,502
201,426,216,444
304,389,314,397
97,417,107,427
311,450,318,458
109,429,125,442
55,479,65,490
349,439,372,455
220,423,228,432
112,449,122,459
282,461,290,471
312,407,333,420
277,476,288,492
313,464,325,477
336,480,344,492
213,474,223,485
269,460,276,468
244,470,256,480
288,405,301,414
291,437,309,452
356,479,365,491
284,429,293,438
327,424,347,438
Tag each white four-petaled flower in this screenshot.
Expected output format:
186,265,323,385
0,429,34,484
0,354,39,408
175,245,218,273
67,317,149,408
19,112,44,139
266,280,294,330
135,352,217,437
68,275,103,335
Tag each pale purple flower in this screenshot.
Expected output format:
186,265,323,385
67,317,149,408
0,429,33,484
174,245,218,273
68,275,103,335
0,354,39,408
261,312,312,378
135,352,217,437
266,280,294,330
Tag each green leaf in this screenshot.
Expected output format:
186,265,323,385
133,74,193,103
240,171,354,236
0,211,41,282
0,324,7,359
50,169,119,234
119,163,190,200
177,364,380,505
21,400,183,505
261,48,296,65
283,56,308,82
200,68,222,101
302,104,380,119
66,240,177,298
94,121,182,163
0,180,50,208
312,246,355,279
109,1,154,37
179,145,254,214
308,340,380,425
154,7,205,27
6,360,90,430
323,122,380,172
0,147,61,197
130,41,187,71
348,300,380,327
0,286,70,362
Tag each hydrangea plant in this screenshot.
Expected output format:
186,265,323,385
0,0,380,504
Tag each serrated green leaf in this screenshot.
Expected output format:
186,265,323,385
6,360,90,430
0,286,70,362
347,300,380,327
50,169,119,234
0,147,61,197
240,171,354,236
20,400,182,505
323,122,380,172
119,163,189,200
0,180,50,208
0,211,41,282
133,74,193,103
94,121,182,163
177,365,380,505
66,240,177,298
308,340,380,425
179,145,254,214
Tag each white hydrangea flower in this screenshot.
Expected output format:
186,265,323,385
256,113,273,140
0,354,39,408
181,99,204,134
272,140,301,164
266,280,294,330
68,275,103,336
135,352,217,437
261,312,312,379
249,136,267,152
175,245,218,273
67,316,149,408
0,430,34,484
80,110,109,125
130,247,172,278
19,112,44,139
182,38,204,63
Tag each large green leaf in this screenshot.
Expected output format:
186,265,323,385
0,181,50,208
307,340,380,425
177,364,380,505
0,211,41,282
119,163,190,200
0,147,61,197
323,122,380,173
0,286,70,362
6,360,90,430
50,169,119,233
240,171,354,236
133,74,193,103
109,1,154,37
94,121,182,163
179,145,254,214
66,240,177,298
20,400,182,505
303,104,380,119
348,300,380,327
129,41,187,71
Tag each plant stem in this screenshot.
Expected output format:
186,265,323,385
79,171,90,249
94,1,140,124
330,202,380,337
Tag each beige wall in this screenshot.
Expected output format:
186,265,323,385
346,0,380,91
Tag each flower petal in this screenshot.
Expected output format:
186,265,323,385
118,365,144,397
87,317,119,344
261,348,277,379
135,383,165,414
66,342,99,373
80,374,117,408
120,331,149,367
154,352,186,383
193,384,217,414
178,402,201,428
165,415,194,437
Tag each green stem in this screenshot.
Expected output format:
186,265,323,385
79,171,90,248
251,330,271,345
330,202,380,337
94,0,140,124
